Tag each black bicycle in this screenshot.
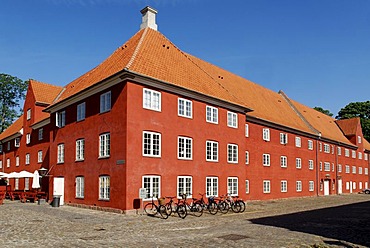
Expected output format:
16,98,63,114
144,195,169,219
196,193,218,215
179,193,203,217
164,196,187,219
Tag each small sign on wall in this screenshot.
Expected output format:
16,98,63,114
139,188,146,199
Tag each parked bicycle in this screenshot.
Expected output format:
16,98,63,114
179,193,203,217
144,195,169,219
196,193,218,215
164,196,187,219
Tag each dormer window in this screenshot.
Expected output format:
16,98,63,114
26,134,31,144
358,136,362,144
56,111,66,127
27,109,31,120
15,138,20,147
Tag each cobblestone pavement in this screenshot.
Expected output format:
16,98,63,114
1,194,370,248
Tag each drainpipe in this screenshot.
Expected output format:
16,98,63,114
335,143,339,195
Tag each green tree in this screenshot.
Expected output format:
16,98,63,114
336,101,370,141
313,106,333,117
0,73,28,133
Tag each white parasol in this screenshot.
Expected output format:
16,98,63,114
32,170,40,189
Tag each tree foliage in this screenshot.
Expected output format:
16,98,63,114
313,106,333,117
337,101,370,141
0,73,28,133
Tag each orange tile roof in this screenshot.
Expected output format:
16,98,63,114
29,79,63,104
335,118,359,137
289,100,353,146
0,115,23,141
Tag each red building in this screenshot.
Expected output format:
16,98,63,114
1,6,369,213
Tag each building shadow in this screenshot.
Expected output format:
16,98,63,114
249,200,370,247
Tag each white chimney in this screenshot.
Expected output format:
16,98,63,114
140,6,158,31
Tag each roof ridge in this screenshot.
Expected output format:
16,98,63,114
125,28,149,69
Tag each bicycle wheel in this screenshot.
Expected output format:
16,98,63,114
176,204,187,219
238,200,246,213
191,203,203,217
231,201,241,213
208,202,218,215
158,205,169,219
218,201,229,214
164,202,173,216
144,203,157,216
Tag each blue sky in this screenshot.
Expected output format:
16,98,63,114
1,0,369,116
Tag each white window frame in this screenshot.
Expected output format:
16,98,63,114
296,158,302,169
245,151,249,165
142,175,161,200
15,178,19,190
143,88,161,112
38,128,43,141
263,154,270,166
76,139,85,161
227,144,238,163
77,102,86,121
177,176,192,198
25,178,29,191
178,136,192,160
324,162,330,172
309,160,314,170
345,149,349,157
27,109,31,120
178,98,192,118
143,131,161,158
245,124,249,137
6,158,10,168
352,166,356,174
338,164,342,173
206,106,218,124
337,147,341,156
280,133,288,145
308,140,313,150
227,177,238,196
57,144,65,163
359,152,362,160
15,138,20,147
358,136,362,144
263,180,271,193
281,180,287,192
324,144,330,153
365,168,369,175
100,91,111,113
295,137,301,147
26,133,31,144
25,153,30,165
345,165,350,174
206,140,218,162
245,180,250,194
99,175,110,200
56,111,66,128
359,167,363,175
206,177,218,197
37,150,43,163
99,133,110,158
296,181,302,192
365,153,368,161
309,181,314,192
16,156,19,167
263,128,270,141
280,156,287,168
0,161,2,169
352,150,356,158
76,176,85,198
7,142,10,151
227,111,238,128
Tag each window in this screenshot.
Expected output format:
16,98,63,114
309,160,314,170
320,162,322,171
37,150,43,163
365,168,369,175
345,165,350,174
308,140,313,150
6,158,10,168
263,180,271,193
206,141,218,162
56,111,66,127
345,149,349,157
15,178,19,190
143,131,161,157
359,152,362,160
227,144,238,163
245,180,250,194
280,133,288,144
0,161,2,169
100,91,111,113
263,154,270,166
25,154,30,165
0,145,2,153
27,109,31,120
16,156,19,167
365,154,368,161
77,102,86,121
338,164,342,173
331,145,334,154
245,151,249,165
358,136,362,144
280,156,287,168
206,106,218,124
263,128,270,141
296,158,302,169
178,98,192,118
25,178,29,191
76,176,84,198
227,111,238,128
38,128,43,140
309,181,314,192
76,139,85,161
143,89,161,111
359,167,363,175
352,166,356,174
295,137,301,147
7,142,10,151
324,162,330,172
57,144,64,163
324,144,330,153
360,182,363,190
99,133,110,158
178,137,192,160
296,181,302,192
26,133,31,144
352,150,356,158
332,163,335,172
337,147,341,156
245,124,249,137
142,175,160,199
319,142,322,152
99,175,110,200
177,176,192,198
206,177,218,197
15,138,20,147
281,180,287,192
227,177,238,196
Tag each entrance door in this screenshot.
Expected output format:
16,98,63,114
338,179,342,194
324,180,330,196
53,177,65,205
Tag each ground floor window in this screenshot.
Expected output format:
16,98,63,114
263,180,270,193
76,176,84,198
296,181,302,192
99,175,110,200
309,181,314,191
25,178,29,191
245,180,249,194
281,180,287,192
142,175,160,200
227,177,238,196
15,178,19,190
177,176,192,198
206,177,218,197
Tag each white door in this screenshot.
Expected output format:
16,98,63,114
350,181,353,193
323,180,330,196
53,177,65,205
338,179,342,194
